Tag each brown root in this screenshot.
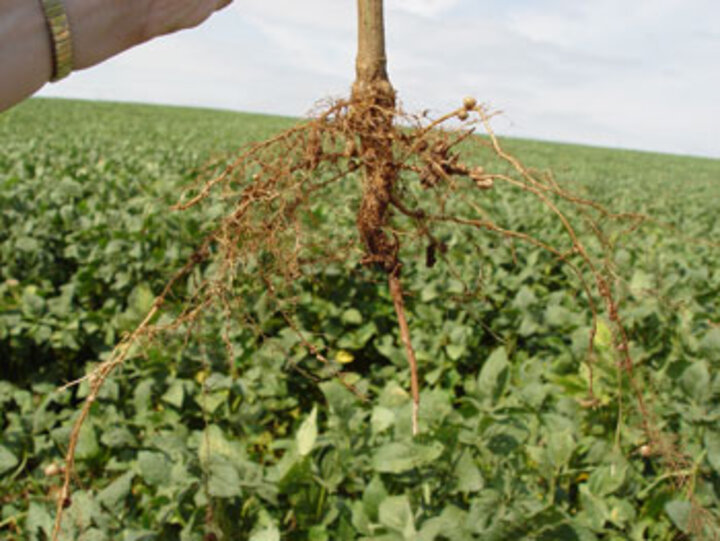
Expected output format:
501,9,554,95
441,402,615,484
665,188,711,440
388,269,420,436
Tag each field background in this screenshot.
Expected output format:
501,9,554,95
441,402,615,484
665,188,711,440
1,98,719,540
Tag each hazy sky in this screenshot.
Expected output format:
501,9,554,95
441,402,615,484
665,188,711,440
39,0,720,158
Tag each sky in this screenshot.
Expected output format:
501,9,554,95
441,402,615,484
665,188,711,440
38,0,720,158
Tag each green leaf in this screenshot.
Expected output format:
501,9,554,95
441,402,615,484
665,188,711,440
161,380,185,408
351,501,372,536
477,347,509,402
371,406,395,435
26,502,53,539
578,484,609,532
16,237,39,252
0,445,18,475
341,308,363,325
466,490,502,533
320,380,358,422
337,322,377,349
250,526,281,541
205,373,233,392
21,287,46,318
297,406,318,457
133,379,154,414
704,431,720,474
129,283,155,315
454,451,484,493
100,427,137,449
513,286,538,311
97,471,135,513
122,530,157,541
607,497,636,527
545,305,576,328
379,495,416,539
418,388,453,427
680,361,710,402
665,500,692,534
629,270,653,294
308,526,329,541
199,425,236,464
372,441,443,474
363,476,388,521
520,382,550,409
421,281,439,303
197,390,228,414
79,528,109,541
68,491,102,530
137,451,171,486
593,320,613,351
418,506,469,541
206,455,242,498
75,424,100,460
445,343,466,361
547,429,575,469
588,461,627,497
379,381,411,408
699,328,720,355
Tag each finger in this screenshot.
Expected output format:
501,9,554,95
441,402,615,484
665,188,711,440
215,0,233,11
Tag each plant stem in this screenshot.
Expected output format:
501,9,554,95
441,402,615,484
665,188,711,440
353,0,419,435
355,0,390,89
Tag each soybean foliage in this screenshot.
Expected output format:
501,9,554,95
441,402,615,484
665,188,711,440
1,99,719,540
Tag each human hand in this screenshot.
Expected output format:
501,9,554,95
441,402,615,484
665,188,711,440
141,0,233,40
65,0,233,70
0,0,234,111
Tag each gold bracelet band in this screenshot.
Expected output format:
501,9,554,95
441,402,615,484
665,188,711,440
38,0,74,81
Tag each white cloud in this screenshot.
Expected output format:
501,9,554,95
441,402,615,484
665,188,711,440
389,0,462,17
233,0,351,31
37,0,720,158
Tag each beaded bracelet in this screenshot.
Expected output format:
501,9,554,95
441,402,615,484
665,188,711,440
38,0,73,81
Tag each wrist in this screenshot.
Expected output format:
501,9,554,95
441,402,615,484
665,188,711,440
0,0,53,110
